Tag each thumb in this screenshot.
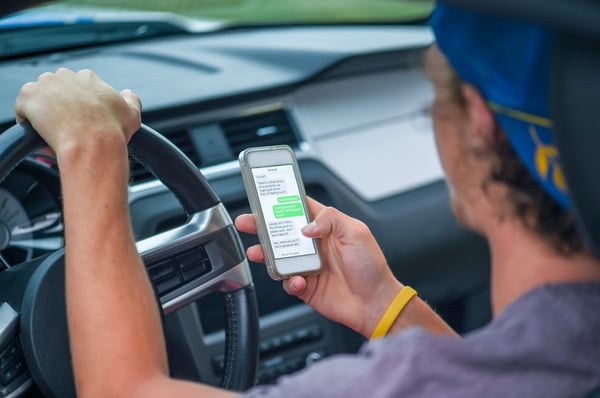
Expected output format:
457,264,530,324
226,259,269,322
302,206,338,238
283,276,307,297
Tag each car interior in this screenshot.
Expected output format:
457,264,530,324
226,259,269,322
0,0,597,397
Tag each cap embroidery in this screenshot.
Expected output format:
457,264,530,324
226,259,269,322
530,125,567,192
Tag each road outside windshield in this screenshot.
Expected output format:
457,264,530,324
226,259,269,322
54,0,434,22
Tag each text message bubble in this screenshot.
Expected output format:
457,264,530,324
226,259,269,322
268,220,298,238
256,177,287,196
272,237,301,250
273,203,304,219
277,195,301,203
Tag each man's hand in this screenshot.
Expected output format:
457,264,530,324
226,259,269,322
236,197,403,338
14,68,141,156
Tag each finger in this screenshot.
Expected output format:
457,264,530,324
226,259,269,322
282,276,307,297
234,214,257,234
14,81,36,125
246,244,265,263
120,89,142,113
119,89,142,139
301,206,339,238
306,196,325,219
56,67,75,76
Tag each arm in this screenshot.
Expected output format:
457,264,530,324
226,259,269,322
15,69,236,398
236,197,457,339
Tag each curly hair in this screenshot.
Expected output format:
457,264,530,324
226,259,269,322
488,135,584,255
443,65,584,256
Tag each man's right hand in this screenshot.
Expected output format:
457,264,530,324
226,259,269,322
235,197,404,338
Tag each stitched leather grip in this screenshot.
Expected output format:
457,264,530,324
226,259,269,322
221,284,260,391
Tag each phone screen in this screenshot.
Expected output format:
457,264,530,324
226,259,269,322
251,164,317,259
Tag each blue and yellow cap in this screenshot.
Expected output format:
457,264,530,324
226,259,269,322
430,3,570,209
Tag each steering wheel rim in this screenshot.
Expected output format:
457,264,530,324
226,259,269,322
0,122,259,397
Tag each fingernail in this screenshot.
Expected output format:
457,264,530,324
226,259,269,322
302,221,317,234
290,278,301,292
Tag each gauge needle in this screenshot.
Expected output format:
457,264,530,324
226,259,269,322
4,211,64,252
9,237,64,251
11,212,62,237
0,254,10,270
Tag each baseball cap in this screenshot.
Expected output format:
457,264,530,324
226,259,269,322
430,2,570,209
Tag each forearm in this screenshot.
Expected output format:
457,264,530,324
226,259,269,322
386,295,459,337
60,139,168,396
60,138,239,398
359,277,457,339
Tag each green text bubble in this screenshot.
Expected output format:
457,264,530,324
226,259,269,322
273,203,304,218
277,195,301,203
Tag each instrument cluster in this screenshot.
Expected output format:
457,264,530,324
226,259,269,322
0,153,63,269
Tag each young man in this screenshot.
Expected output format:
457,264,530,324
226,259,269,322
14,2,600,397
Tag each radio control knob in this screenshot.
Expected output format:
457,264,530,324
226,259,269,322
304,351,323,366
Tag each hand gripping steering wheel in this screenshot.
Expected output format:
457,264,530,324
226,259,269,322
0,123,259,397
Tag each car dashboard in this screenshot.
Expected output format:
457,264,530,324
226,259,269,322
0,23,491,391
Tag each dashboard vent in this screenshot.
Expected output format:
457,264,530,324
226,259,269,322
128,109,299,185
129,160,152,184
129,128,198,184
221,109,299,157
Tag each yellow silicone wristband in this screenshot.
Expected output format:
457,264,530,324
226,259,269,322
370,286,417,340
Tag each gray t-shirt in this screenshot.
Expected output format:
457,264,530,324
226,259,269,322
243,282,600,398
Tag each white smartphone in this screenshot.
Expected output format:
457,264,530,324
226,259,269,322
239,145,321,280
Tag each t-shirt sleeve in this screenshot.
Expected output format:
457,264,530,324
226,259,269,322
240,285,600,398
240,328,446,398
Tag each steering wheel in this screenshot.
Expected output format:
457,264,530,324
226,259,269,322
0,122,259,397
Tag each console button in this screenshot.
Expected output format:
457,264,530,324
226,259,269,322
154,274,182,295
0,364,20,386
147,259,177,281
0,339,26,387
176,247,209,269
180,260,211,282
305,351,325,366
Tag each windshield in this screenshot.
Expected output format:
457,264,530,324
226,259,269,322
0,0,434,59
43,0,434,23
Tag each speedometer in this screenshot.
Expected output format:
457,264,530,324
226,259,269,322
0,187,32,266
0,157,64,268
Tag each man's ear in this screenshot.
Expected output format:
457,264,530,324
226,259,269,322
461,83,498,144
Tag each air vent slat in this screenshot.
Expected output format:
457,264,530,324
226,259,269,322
221,109,299,157
225,126,293,144
129,162,153,184
221,115,289,133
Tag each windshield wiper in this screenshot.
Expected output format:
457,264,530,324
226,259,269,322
0,20,189,59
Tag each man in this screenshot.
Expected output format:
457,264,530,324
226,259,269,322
14,2,600,397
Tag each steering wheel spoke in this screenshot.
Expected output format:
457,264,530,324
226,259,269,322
137,204,252,314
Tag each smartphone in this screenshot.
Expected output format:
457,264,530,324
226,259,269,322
239,145,321,280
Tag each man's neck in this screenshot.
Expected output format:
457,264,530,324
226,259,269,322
486,220,600,316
